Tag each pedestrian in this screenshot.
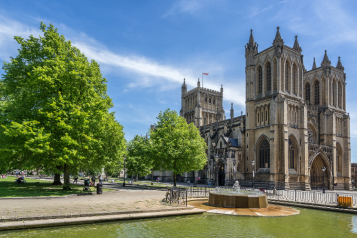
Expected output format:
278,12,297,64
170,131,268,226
91,175,96,187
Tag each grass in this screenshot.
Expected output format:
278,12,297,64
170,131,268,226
0,176,114,197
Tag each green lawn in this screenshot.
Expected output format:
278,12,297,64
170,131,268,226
0,177,113,197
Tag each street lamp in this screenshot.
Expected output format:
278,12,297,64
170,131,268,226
123,157,126,187
251,160,255,189
322,166,326,193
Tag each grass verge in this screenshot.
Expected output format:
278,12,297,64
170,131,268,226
0,176,113,197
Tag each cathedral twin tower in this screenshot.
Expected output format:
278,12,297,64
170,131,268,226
180,27,351,190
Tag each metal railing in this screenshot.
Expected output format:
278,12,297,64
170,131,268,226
266,189,357,206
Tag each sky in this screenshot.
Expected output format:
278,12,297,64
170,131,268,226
1,0,357,161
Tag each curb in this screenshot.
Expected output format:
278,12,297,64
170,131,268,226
0,206,195,222
268,200,357,214
0,208,205,231
0,191,120,200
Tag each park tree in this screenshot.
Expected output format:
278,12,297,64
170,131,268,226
127,135,154,180
150,109,207,186
0,22,126,189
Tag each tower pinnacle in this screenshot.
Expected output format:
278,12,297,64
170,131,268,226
312,57,316,70
321,50,331,67
336,57,344,71
293,35,302,53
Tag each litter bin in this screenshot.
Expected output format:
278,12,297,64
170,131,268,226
97,183,103,194
84,179,90,187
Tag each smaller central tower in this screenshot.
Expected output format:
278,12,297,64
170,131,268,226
180,78,225,127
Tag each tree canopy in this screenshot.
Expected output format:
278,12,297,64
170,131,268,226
126,135,154,178
0,22,126,189
150,109,207,186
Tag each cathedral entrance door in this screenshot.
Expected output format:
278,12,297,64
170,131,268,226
218,164,225,186
310,155,329,190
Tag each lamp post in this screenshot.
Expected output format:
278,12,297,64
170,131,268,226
215,155,219,186
251,160,255,189
123,157,126,187
322,166,326,193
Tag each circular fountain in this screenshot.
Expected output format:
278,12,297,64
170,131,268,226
208,181,268,208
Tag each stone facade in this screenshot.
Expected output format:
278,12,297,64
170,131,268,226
179,27,351,190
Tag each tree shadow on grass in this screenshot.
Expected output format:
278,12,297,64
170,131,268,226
0,178,90,197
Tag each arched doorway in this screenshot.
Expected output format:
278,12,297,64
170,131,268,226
310,155,330,190
218,163,225,186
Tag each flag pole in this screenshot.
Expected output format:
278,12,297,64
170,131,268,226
201,72,203,88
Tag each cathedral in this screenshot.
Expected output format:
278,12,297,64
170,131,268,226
179,27,351,190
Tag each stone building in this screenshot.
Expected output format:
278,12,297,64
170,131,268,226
180,27,351,190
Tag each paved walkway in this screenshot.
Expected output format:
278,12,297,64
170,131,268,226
0,189,169,219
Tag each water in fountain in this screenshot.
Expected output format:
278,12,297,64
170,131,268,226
213,181,263,195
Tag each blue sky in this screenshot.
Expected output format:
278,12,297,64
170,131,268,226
1,0,357,161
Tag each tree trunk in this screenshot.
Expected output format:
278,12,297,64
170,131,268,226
174,172,177,187
52,166,62,185
63,164,71,190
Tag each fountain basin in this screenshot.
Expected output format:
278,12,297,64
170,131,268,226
208,191,268,208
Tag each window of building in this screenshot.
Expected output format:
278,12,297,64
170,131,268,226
258,66,262,94
315,81,319,105
285,61,289,92
293,64,297,94
205,97,207,102
209,98,211,103
332,81,335,106
266,62,271,92
288,139,294,169
306,83,311,103
259,139,270,168
213,99,215,104
338,82,342,108
220,141,222,148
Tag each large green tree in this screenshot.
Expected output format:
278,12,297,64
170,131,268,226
0,22,126,189
150,109,207,186
127,135,154,179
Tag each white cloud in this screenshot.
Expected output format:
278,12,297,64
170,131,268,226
0,15,246,109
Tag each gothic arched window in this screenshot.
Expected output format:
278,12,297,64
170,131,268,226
209,98,211,103
315,81,320,105
259,139,270,168
293,64,297,94
288,139,294,169
285,61,290,92
338,82,342,108
332,80,335,106
305,83,311,103
266,62,271,92
213,99,215,104
205,97,207,102
258,66,262,94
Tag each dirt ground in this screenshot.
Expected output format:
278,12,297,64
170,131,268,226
0,189,173,218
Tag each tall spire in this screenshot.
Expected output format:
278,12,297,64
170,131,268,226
230,103,234,119
293,35,302,53
246,29,258,51
321,50,331,67
336,57,344,71
248,29,255,48
273,27,284,57
274,26,282,41
245,29,258,66
312,57,316,70
181,78,187,93
197,78,200,88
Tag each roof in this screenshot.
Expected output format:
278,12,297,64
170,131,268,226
228,138,239,147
